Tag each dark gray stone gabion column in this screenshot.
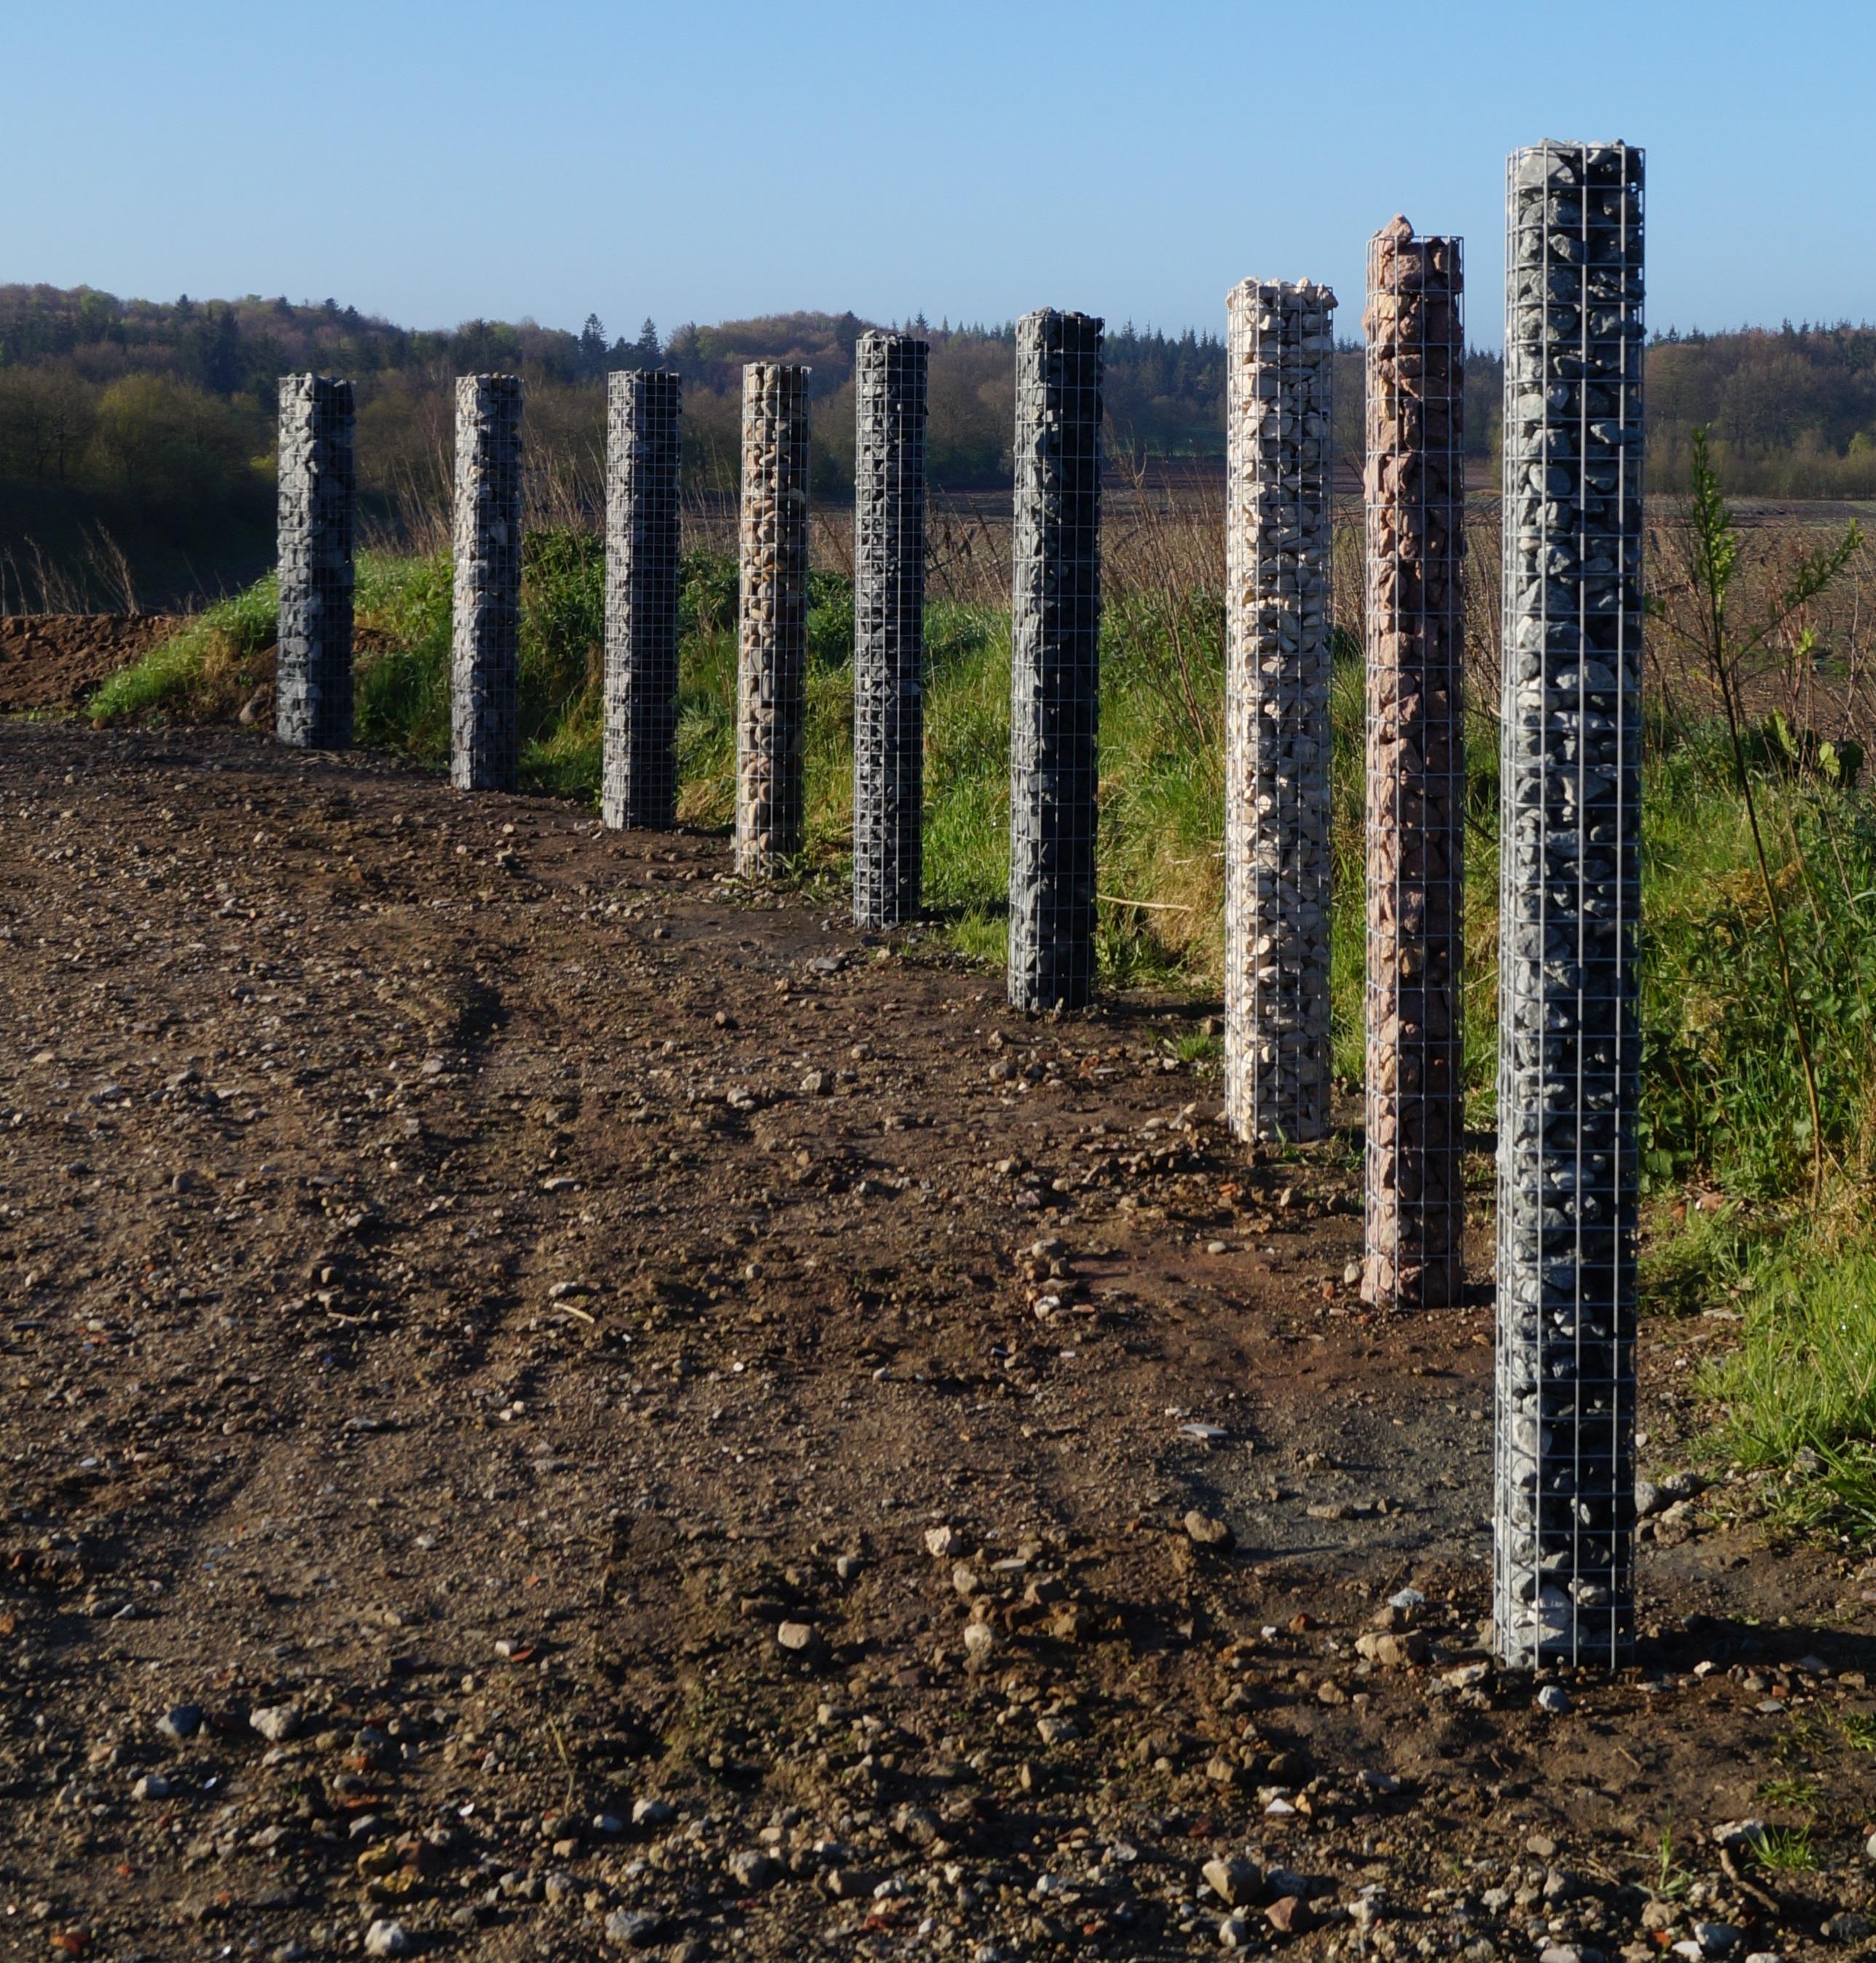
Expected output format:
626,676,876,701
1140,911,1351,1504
451,373,523,793
1223,279,1337,1142
602,370,684,830
275,374,355,749
1363,221,1466,1309
852,332,928,928
1008,309,1103,1013
1494,140,1645,1670
735,363,810,878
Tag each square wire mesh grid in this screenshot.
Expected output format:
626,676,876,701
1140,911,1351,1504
602,370,684,830
451,374,523,793
735,364,811,878
1362,224,1466,1309
852,333,929,928
274,374,355,751
1008,309,1104,1013
1223,279,1337,1142
1494,140,1645,1669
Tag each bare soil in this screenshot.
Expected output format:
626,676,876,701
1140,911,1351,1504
2,720,1873,1963
0,617,187,714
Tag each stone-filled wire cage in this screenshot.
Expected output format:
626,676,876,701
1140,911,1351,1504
852,333,929,929
275,374,355,750
602,370,684,830
451,374,524,794
1493,140,1645,1670
1223,280,1337,1143
1362,222,1466,1309
1008,309,1103,1013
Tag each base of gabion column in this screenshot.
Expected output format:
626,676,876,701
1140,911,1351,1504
1008,308,1103,1013
735,364,810,878
276,374,355,750
451,375,523,794
852,332,928,928
1361,219,1465,1311
602,370,684,830
1223,279,1337,1141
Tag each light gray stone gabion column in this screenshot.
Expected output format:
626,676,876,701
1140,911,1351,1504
275,374,355,750
852,332,928,928
735,364,810,878
1363,221,1466,1309
1494,140,1645,1670
451,373,523,793
1223,279,1337,1142
602,370,684,830
1008,309,1103,1013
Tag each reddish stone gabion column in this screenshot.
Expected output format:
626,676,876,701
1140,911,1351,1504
1224,279,1337,1142
451,374,523,793
1362,219,1467,1309
275,374,355,750
735,363,810,878
602,370,684,830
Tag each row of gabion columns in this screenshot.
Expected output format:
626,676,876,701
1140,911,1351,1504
1362,220,1467,1311
1493,140,1645,1670
275,376,356,751
450,375,523,793
1222,280,1337,1143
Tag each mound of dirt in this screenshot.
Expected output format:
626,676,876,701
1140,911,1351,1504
0,611,189,710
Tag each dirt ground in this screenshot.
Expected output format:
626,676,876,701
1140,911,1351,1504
2,719,1874,1963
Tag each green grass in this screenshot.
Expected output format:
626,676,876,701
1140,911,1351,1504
1754,1825,1820,1873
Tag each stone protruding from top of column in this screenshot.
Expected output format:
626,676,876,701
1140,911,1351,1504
852,332,929,929
1362,219,1466,1310
451,374,523,793
602,370,684,830
1008,308,1103,1014
735,364,810,878
1493,140,1645,1672
276,374,355,750
1224,279,1337,1142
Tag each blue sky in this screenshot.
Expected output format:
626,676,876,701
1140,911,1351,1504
7,0,1871,346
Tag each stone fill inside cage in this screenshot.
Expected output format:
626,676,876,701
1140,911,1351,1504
451,374,523,794
275,374,355,752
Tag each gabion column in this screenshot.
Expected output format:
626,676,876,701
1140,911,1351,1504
1363,221,1466,1309
451,374,523,793
1223,280,1337,1141
275,374,355,750
735,364,810,876
1494,141,1645,1670
852,332,928,928
602,370,684,829
1008,309,1102,1012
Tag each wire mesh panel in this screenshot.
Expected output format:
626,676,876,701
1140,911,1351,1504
735,364,811,878
852,332,929,928
1008,309,1103,1013
275,374,355,750
1494,140,1645,1670
451,374,523,793
1363,223,1466,1309
1224,279,1337,1142
602,370,684,830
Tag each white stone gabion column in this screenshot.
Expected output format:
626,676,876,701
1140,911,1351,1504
451,374,523,793
1008,308,1103,1013
1494,140,1645,1670
852,332,928,928
735,364,810,877
275,374,355,750
602,370,684,830
1224,280,1337,1142
1363,221,1466,1309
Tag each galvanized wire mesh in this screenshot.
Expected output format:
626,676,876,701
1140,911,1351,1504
602,370,684,830
275,374,355,750
1224,279,1337,1142
1008,309,1104,1013
1494,140,1645,1670
852,332,928,929
735,364,810,878
1362,222,1466,1309
451,374,523,793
